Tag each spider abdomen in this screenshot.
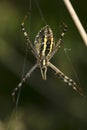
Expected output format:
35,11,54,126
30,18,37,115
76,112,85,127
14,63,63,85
34,25,54,58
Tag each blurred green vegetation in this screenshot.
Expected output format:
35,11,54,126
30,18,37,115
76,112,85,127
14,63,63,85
0,0,87,130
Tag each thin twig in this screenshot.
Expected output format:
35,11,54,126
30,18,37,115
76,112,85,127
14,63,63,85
63,0,87,46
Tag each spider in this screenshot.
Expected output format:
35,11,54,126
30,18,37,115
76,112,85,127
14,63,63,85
12,17,85,99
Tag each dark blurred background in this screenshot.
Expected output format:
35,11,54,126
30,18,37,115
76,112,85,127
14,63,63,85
0,0,87,130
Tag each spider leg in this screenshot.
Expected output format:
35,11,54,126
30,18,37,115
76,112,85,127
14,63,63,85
49,23,67,60
12,64,38,100
56,23,67,49
48,62,85,97
21,16,38,59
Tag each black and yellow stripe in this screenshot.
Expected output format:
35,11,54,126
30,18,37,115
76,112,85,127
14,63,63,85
34,25,54,58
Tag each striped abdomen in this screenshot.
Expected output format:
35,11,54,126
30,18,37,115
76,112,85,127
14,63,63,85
34,25,54,58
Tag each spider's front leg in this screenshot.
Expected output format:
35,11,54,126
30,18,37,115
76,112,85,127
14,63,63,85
12,64,38,102
56,23,68,49
48,62,85,97
21,16,38,59
49,23,67,60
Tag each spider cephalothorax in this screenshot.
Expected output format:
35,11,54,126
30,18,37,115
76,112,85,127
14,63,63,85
12,19,85,99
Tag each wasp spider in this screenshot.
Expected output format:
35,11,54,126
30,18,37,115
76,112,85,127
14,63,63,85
12,19,85,99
